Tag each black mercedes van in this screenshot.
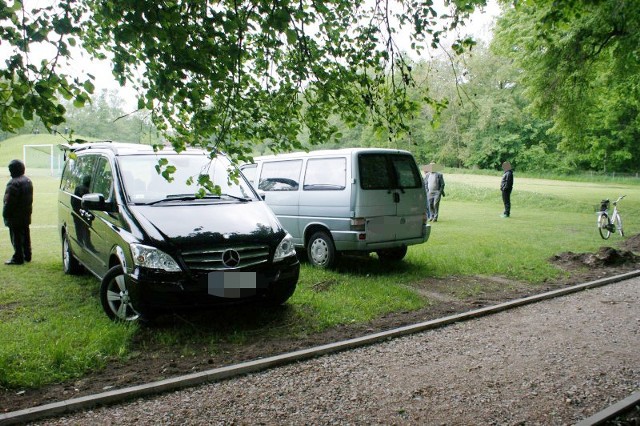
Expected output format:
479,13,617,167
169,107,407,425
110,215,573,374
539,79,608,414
58,142,299,321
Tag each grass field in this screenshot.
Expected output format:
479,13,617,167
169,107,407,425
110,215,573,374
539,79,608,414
1,134,639,389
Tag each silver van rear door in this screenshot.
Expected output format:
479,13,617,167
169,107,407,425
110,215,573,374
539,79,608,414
355,153,399,243
355,152,425,243
389,154,426,241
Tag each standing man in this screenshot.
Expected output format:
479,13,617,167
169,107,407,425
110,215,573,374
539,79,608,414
422,164,432,220
426,162,446,222
3,159,33,265
500,161,513,218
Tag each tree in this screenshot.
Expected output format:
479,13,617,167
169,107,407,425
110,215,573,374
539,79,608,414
62,89,160,144
395,44,559,172
1,0,488,176
493,0,640,172
0,0,94,133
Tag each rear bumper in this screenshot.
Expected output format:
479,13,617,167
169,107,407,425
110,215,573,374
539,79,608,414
332,224,430,252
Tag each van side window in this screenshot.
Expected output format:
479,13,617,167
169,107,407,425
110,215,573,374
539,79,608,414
258,160,302,191
392,155,422,189
60,157,77,193
303,158,346,190
61,155,98,196
92,157,114,201
358,154,392,189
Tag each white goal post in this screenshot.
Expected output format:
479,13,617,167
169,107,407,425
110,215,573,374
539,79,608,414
23,144,65,176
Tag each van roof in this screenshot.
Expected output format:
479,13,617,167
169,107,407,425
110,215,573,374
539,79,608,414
252,147,414,162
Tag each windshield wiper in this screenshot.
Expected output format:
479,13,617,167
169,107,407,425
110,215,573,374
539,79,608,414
145,194,219,205
220,193,252,202
145,193,250,205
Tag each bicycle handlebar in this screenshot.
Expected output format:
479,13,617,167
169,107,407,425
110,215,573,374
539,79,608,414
613,195,626,205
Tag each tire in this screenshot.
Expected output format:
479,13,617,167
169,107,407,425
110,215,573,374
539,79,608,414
307,231,337,268
614,213,624,237
376,246,408,263
100,265,141,322
62,232,82,275
598,213,611,240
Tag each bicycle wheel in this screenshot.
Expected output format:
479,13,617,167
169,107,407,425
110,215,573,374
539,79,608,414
598,213,611,239
614,213,624,236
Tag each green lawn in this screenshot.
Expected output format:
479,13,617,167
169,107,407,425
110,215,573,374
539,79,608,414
1,135,639,389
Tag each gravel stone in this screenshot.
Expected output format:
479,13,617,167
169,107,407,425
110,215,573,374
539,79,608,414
36,278,639,425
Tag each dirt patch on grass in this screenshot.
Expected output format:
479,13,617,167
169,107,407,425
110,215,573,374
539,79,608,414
550,246,640,268
2,239,640,413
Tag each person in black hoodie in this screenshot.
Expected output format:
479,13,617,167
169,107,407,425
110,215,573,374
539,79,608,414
500,161,514,218
3,159,33,265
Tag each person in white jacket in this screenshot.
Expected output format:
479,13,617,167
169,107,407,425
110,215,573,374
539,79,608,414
424,162,446,222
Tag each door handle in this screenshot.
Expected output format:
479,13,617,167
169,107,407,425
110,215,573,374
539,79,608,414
80,209,94,221
393,192,400,203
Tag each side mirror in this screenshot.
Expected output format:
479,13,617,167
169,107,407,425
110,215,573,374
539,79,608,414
257,190,266,201
81,193,116,212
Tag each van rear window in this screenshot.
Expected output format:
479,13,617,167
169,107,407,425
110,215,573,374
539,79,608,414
358,153,422,190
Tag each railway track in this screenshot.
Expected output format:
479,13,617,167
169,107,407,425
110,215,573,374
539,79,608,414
2,270,639,425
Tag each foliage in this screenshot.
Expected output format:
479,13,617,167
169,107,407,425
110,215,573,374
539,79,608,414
492,0,640,172
0,0,95,133
3,1,638,177
306,1,640,175
417,45,561,171
1,0,488,170
306,44,563,173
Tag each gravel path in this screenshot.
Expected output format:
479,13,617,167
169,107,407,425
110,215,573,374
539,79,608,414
38,278,639,425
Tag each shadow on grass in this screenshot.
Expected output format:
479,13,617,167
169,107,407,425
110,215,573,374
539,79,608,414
136,255,423,345
138,302,312,345
299,251,424,277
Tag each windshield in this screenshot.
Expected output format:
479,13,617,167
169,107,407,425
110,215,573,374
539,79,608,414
118,154,258,204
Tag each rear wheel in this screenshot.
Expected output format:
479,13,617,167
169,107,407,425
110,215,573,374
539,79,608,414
62,232,82,275
614,213,624,236
376,246,408,263
307,231,337,268
598,213,611,240
100,265,141,322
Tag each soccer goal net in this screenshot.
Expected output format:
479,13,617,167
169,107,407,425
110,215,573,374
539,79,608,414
23,144,65,176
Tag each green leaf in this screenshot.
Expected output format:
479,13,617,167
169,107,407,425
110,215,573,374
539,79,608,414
83,80,95,94
10,114,25,129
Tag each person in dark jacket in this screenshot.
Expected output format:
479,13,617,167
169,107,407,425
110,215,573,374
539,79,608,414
3,159,33,264
500,161,514,218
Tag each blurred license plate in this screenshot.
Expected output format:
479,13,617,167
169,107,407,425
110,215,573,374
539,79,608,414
207,272,257,298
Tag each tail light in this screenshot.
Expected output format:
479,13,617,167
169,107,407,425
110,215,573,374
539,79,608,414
350,217,366,231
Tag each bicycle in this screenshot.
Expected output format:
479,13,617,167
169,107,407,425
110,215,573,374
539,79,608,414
596,195,625,239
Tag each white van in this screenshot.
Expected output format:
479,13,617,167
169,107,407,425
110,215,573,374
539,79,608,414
241,148,430,268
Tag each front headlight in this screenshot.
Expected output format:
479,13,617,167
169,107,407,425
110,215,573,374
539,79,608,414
273,233,296,262
130,243,181,272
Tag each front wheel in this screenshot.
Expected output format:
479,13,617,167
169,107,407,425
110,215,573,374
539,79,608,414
614,213,624,237
100,265,141,322
598,213,611,240
307,231,337,268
